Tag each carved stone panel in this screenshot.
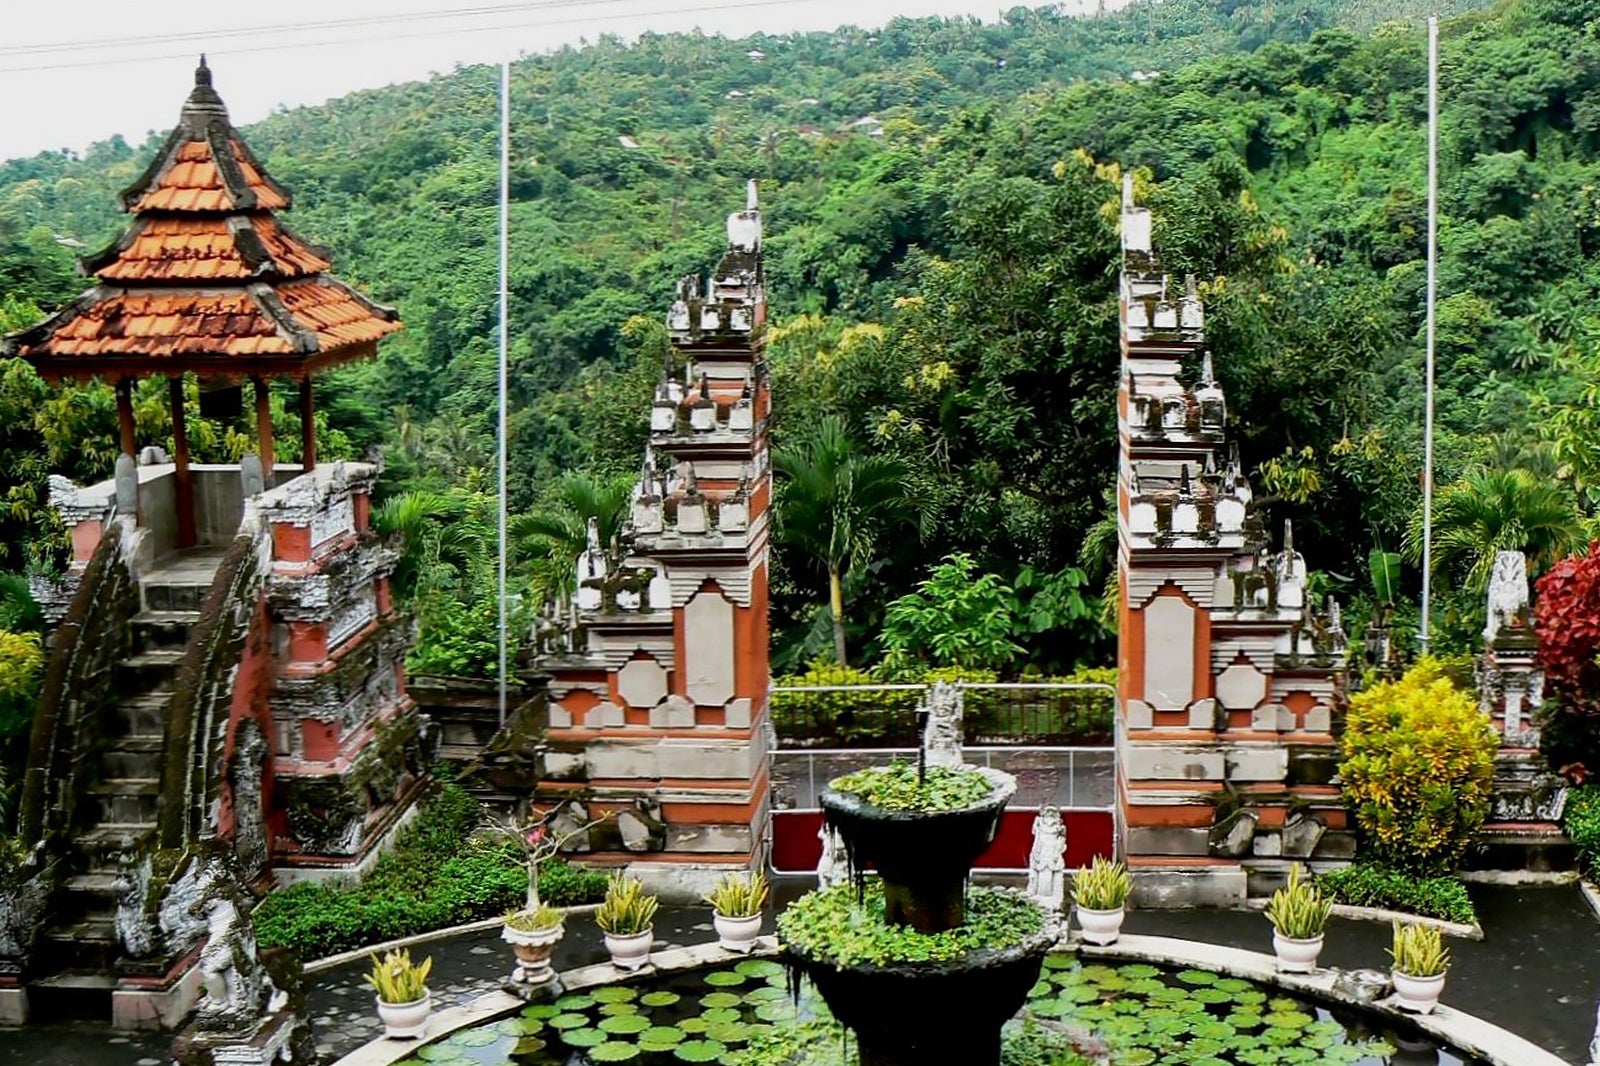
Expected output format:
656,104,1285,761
1143,594,1195,711
1214,662,1267,711
684,588,736,707
617,656,669,710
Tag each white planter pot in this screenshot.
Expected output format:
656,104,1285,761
713,912,762,953
1272,932,1324,974
1076,905,1125,946
1391,969,1446,1013
604,928,654,971
502,921,564,984
376,992,431,1039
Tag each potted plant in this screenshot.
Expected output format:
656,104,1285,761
1072,855,1131,945
1389,921,1450,1013
365,948,432,1039
704,871,769,953
1265,862,1332,973
596,873,659,971
491,804,610,985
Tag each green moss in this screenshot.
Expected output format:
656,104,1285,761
777,881,1043,966
828,760,994,812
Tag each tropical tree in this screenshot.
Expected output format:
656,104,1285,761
1403,467,1587,594
511,472,635,599
772,416,911,667
373,490,486,599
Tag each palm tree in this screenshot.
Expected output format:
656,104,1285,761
373,490,484,598
511,472,635,596
771,416,910,667
1404,467,1586,593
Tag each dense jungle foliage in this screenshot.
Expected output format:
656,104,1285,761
1,0,1596,681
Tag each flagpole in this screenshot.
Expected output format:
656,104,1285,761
1421,14,1438,653
497,56,511,725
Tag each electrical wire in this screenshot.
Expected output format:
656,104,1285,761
0,0,819,74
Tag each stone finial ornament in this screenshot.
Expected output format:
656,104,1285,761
1485,549,1531,642
921,682,965,770
1025,806,1067,911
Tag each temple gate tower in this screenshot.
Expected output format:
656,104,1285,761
1114,177,1350,905
533,184,771,899
0,61,426,1027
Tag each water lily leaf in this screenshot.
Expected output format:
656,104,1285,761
673,1039,728,1062
592,986,639,1003
560,1027,606,1047
548,1013,589,1030
589,1040,640,1061
600,1013,651,1035
703,970,746,987
641,1025,685,1045
735,959,784,978
640,990,681,1007
555,993,596,1010
700,991,741,1008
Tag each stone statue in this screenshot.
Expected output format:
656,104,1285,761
921,682,965,770
816,824,850,890
1589,997,1600,1066
1485,550,1530,642
192,886,281,1034
1026,806,1067,911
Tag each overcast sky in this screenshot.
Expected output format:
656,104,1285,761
0,0,1113,161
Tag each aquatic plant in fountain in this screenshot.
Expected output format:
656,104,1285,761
780,682,1060,1066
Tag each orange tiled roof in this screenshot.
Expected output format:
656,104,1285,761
13,279,399,363
128,138,288,213
1,59,399,377
90,214,330,283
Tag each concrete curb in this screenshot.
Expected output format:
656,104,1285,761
332,936,780,1066
301,904,603,976
1239,896,1484,940
1579,878,1600,924
1077,933,1571,1066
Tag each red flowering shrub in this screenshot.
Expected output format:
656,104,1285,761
1533,543,1600,781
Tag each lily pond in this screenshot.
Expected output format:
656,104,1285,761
397,955,1485,1066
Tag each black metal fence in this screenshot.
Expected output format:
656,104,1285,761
768,682,1116,749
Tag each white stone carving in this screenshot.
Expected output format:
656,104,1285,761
1485,550,1530,641
816,824,850,890
922,682,964,770
1026,806,1066,911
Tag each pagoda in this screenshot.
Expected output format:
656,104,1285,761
0,61,427,1029
1113,176,1351,905
531,183,772,898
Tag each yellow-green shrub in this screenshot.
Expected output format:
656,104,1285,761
1339,657,1497,876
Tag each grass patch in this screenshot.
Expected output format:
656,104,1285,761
254,775,608,958
1318,862,1477,926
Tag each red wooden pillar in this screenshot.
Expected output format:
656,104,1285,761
115,377,136,457
169,374,196,549
299,375,316,473
253,374,276,487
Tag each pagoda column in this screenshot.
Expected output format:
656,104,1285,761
115,377,137,458
168,373,196,548
298,375,316,472
252,374,276,487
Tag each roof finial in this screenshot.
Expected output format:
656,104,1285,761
747,178,759,211
196,55,211,86
1121,172,1135,210
1200,350,1216,386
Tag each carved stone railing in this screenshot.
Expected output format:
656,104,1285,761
18,519,140,845
157,521,270,852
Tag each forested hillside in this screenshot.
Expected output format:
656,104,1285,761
2,0,1593,678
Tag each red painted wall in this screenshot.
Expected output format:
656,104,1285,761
770,808,1115,875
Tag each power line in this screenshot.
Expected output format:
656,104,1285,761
0,0,818,74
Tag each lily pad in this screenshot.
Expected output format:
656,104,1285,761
599,1002,641,1016
700,991,742,1008
592,986,639,1003
446,1027,501,1047
641,1025,685,1045
705,1021,750,1043
599,1013,651,1035
640,990,681,1007
703,970,746,987
521,1003,561,1020
673,1039,728,1062
589,1042,640,1062
735,959,784,978
701,1006,741,1025
559,1027,606,1048
548,1013,590,1030
555,993,596,1010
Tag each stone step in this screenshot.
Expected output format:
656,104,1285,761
38,918,120,975
117,646,186,689
43,915,116,944
87,778,160,824
102,737,164,780
63,872,122,896
116,692,171,736
77,823,156,862
142,580,212,614
132,610,200,649
28,971,118,991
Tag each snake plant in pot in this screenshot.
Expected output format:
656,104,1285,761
596,873,659,971
365,949,433,1039
1389,921,1451,1013
704,871,769,953
1072,856,1132,945
1265,863,1332,973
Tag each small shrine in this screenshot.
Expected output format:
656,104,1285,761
530,183,772,899
1114,176,1351,905
0,61,426,1030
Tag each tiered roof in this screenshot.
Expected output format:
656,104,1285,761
4,59,399,378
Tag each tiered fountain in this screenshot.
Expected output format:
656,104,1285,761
781,684,1060,1066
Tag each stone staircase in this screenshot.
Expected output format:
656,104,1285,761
27,550,222,1016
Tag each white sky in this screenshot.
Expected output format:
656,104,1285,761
0,0,1110,161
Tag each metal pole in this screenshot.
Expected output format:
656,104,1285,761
497,57,512,725
1421,15,1438,653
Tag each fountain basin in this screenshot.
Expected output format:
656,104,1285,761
820,766,1015,932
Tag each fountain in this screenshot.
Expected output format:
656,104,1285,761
779,683,1060,1066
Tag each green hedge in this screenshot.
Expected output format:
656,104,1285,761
1564,785,1600,880
253,778,608,959
1318,862,1477,926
